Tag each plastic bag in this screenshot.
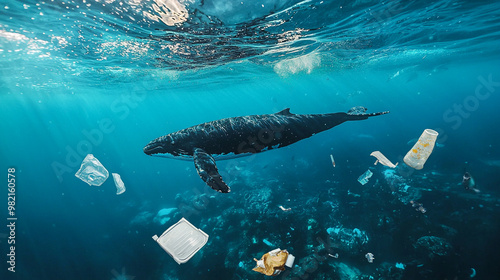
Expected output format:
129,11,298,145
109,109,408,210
75,154,109,186
112,173,126,195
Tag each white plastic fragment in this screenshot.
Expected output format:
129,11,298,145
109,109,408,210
365,252,375,263
75,154,109,186
370,151,398,168
285,254,295,268
279,205,291,212
152,218,208,264
330,154,336,167
357,169,373,185
112,173,126,195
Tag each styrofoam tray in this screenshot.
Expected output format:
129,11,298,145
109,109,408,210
152,218,209,264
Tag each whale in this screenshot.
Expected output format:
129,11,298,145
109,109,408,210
144,106,389,193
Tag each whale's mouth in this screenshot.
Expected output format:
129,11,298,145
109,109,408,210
143,143,163,155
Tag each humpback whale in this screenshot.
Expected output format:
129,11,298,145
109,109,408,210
144,107,389,193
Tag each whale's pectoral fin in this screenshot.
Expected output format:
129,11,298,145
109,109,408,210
193,148,230,193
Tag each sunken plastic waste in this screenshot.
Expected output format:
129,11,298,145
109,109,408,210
404,129,439,170
358,169,373,185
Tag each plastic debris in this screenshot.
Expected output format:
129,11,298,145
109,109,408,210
410,200,427,213
152,218,208,264
357,169,373,185
395,262,406,269
75,154,109,186
365,252,375,263
328,253,339,258
263,238,274,247
112,173,126,195
404,129,438,170
253,248,294,276
330,154,336,167
279,205,291,212
370,151,398,168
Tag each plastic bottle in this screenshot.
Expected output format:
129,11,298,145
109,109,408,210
404,129,439,170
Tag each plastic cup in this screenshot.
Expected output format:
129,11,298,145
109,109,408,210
404,129,439,170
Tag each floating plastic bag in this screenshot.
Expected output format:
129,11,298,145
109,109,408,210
112,173,126,195
370,151,398,168
404,129,438,170
152,218,208,264
358,169,373,185
75,154,109,186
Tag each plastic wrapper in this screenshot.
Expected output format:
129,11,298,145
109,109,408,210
75,154,109,186
112,173,126,195
357,169,373,185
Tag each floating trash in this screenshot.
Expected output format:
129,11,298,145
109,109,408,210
365,252,375,263
357,169,373,185
75,154,109,186
404,129,438,170
152,218,208,264
410,200,427,213
370,151,398,168
252,248,295,276
330,154,336,167
279,205,291,212
112,173,126,195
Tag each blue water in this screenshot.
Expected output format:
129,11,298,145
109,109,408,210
1,0,500,279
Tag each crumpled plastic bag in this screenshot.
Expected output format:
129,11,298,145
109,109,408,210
75,154,109,186
112,173,126,195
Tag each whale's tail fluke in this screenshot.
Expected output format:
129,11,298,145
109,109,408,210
344,106,389,121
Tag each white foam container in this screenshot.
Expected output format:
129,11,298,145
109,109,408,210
152,218,209,264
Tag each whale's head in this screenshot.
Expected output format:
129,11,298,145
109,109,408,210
143,133,193,159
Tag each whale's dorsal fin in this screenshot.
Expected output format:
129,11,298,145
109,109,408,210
193,148,230,193
275,108,292,115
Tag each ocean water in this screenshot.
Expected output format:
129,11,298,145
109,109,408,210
1,0,500,279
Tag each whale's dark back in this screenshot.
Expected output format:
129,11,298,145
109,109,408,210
146,109,387,159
